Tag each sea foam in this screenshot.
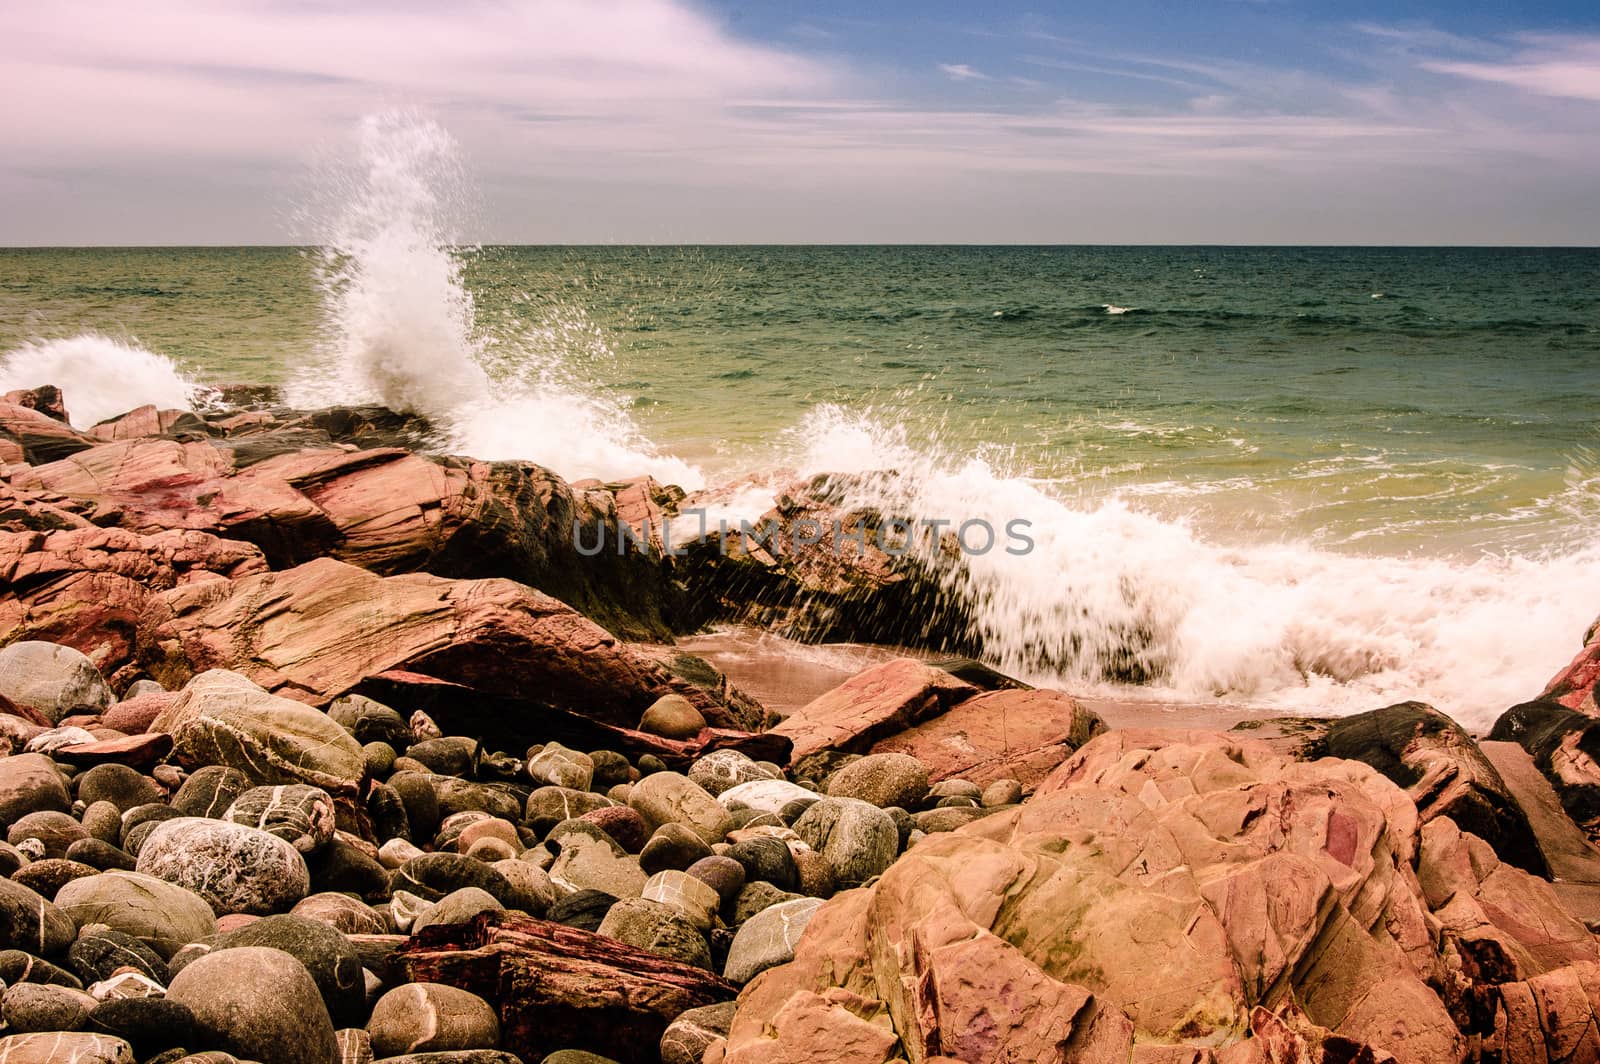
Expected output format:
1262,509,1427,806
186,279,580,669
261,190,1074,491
287,111,700,488
0,333,214,429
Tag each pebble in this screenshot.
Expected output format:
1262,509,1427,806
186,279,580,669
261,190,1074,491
367,982,500,1058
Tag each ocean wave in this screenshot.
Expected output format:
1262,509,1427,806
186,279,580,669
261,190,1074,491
0,333,216,428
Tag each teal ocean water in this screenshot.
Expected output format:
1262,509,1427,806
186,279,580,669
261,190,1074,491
2,118,1598,726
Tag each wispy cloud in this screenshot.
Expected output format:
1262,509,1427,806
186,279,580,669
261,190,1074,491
1424,34,1600,102
938,63,990,82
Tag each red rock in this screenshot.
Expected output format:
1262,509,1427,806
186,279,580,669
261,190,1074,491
101,692,176,734
397,910,736,1063
136,558,762,737
869,688,1106,791
0,526,267,676
53,732,174,769
88,405,209,441
0,401,95,464
3,385,70,423
770,658,976,765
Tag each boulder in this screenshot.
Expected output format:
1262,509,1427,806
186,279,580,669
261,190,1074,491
0,640,112,722
771,658,975,765
0,400,96,464
0,752,71,824
723,897,822,984
628,773,733,847
166,945,340,1064
223,783,338,853
136,558,763,743
53,870,218,959
791,798,899,889
0,1032,134,1064
189,913,367,1027
0,876,75,955
869,687,1106,791
150,670,366,795
824,753,929,809
368,982,500,1058
1266,700,1547,874
1490,699,1600,838
136,816,311,915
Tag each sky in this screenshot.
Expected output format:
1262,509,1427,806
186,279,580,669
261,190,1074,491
1,0,1598,245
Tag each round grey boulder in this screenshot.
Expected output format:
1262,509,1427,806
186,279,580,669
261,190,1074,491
167,945,339,1064
367,982,500,1058
792,798,899,888
0,641,113,723
723,896,823,983
136,817,310,915
54,870,217,959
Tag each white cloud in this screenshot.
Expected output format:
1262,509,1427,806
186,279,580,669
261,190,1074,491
1425,34,1600,102
938,63,990,82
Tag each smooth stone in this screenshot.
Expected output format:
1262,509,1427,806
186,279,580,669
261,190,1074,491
641,870,720,931
430,778,526,823
8,810,88,858
371,1053,523,1064
825,752,930,809
792,798,899,888
685,855,746,904
13,857,98,896
0,641,113,723
55,870,219,959
367,983,499,1058
914,806,989,833
87,997,199,1057
723,897,823,983
790,848,836,898
405,738,475,778
0,752,71,824
0,1031,134,1063
151,670,365,794
548,831,646,899
326,695,411,749
412,887,504,934
24,725,100,754
526,743,594,791
0,876,76,955
724,837,798,893
67,929,167,984
638,823,713,876
0,949,81,988
926,779,981,801
628,773,732,847
167,946,340,1064
523,787,614,833
718,779,817,816
588,750,632,790
545,890,616,932
378,839,425,870
364,742,398,778
189,913,366,1028
1,980,97,1032
77,764,162,813
386,774,440,840
660,1001,735,1064
123,679,167,700
81,801,125,844
687,750,776,798
576,806,650,853
172,766,253,819
455,818,520,854
223,785,338,854
137,817,310,915
390,854,520,909
542,1054,619,1064
309,839,390,901
292,893,389,937
489,860,554,916
596,897,712,969
981,778,1024,807
637,695,706,740
732,881,805,924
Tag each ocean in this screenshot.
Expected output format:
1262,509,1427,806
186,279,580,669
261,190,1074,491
3,117,1598,729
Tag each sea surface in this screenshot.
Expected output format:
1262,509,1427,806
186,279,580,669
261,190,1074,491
2,117,1598,728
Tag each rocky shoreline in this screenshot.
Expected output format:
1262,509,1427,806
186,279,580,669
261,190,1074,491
3,384,1600,1062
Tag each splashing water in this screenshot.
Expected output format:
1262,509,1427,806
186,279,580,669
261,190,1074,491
288,110,700,487
768,404,1600,730
0,333,215,429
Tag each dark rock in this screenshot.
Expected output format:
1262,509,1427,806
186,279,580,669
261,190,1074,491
86,997,198,1057
407,738,476,777
588,751,631,790
1,980,96,1032
685,856,745,903
65,837,137,871
596,898,711,969
391,853,518,907
172,765,253,819
309,838,391,901
388,772,441,840
223,784,338,854
0,876,75,954
367,781,412,843
1491,699,1600,840
660,1001,735,1064
12,856,97,895
0,949,82,988
576,806,649,853
7,810,87,858
327,694,412,749
192,914,366,1028
638,824,712,876
545,890,616,933
76,763,163,813
68,930,167,984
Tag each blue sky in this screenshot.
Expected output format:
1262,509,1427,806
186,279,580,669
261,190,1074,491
1,0,1597,244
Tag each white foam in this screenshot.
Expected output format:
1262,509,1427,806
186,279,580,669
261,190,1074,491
0,333,214,429
288,111,701,488
764,404,1600,731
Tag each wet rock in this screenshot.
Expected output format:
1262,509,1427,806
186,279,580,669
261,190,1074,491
0,641,113,723
771,658,975,765
367,983,500,1057
167,945,340,1064
136,817,310,915
55,870,219,959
